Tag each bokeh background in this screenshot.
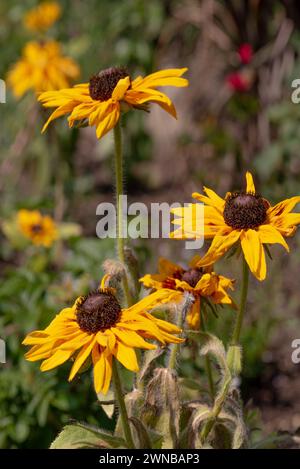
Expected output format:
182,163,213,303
1,0,300,448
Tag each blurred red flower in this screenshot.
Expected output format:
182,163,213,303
238,43,253,64
226,72,250,92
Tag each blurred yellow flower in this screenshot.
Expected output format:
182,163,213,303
24,1,61,33
23,277,184,394
140,257,235,329
7,40,80,98
38,66,188,139
17,209,58,247
171,172,300,281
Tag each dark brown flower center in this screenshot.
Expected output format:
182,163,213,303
223,191,268,230
181,268,203,288
162,268,203,290
30,223,43,233
76,291,121,334
89,67,129,101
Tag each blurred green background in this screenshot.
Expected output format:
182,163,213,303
1,0,300,448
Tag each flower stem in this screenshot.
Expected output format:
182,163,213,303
232,257,249,345
112,358,135,449
200,377,231,445
200,258,249,446
168,299,187,370
201,311,215,400
113,121,132,307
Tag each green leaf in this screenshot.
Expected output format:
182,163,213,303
50,423,125,449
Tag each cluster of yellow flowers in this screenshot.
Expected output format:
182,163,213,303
23,1,61,33
7,1,79,98
22,60,300,401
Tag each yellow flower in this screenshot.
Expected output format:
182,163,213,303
17,209,58,247
171,172,300,281
7,40,80,98
24,1,61,33
140,256,235,329
23,277,184,394
38,66,189,139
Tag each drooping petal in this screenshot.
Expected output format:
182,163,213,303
114,341,139,372
196,230,241,267
240,230,266,281
92,345,106,393
125,88,177,118
186,297,201,329
68,337,96,381
42,102,77,132
95,104,120,139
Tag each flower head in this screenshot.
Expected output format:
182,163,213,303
140,257,235,329
171,172,300,281
23,277,184,394
24,1,61,33
226,72,250,92
7,40,80,98
38,67,189,139
17,209,58,247
238,43,253,65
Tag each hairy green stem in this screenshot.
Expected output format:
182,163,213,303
112,359,135,449
201,311,215,400
168,304,184,370
232,257,249,345
200,257,249,445
200,377,231,445
113,121,132,307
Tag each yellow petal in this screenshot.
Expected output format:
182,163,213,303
68,337,96,381
40,349,74,372
186,297,201,329
139,273,164,290
158,258,183,276
102,354,112,395
114,342,139,372
131,68,188,89
112,76,131,101
124,289,182,316
202,187,225,210
111,328,156,350
268,196,300,218
95,104,120,139
196,230,241,267
42,102,76,132
240,230,266,281
258,224,289,251
92,345,106,393
246,172,256,193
